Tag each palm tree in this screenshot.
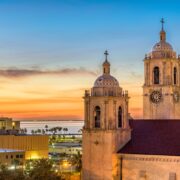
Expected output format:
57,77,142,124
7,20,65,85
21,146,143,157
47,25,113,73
31,130,35,134
63,128,68,134
42,129,46,134
45,125,49,133
70,151,82,172
78,129,82,134
58,127,62,134
37,129,41,134
24,128,27,134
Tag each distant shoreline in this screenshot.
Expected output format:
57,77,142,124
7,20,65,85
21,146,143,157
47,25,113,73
18,120,84,122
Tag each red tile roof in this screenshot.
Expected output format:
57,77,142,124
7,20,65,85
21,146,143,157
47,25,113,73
119,120,180,156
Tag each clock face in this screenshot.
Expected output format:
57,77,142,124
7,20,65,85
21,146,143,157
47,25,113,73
150,91,162,103
173,92,179,102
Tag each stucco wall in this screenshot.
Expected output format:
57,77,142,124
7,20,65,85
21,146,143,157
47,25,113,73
120,154,180,180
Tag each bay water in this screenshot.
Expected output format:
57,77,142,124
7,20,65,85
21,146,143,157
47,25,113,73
20,120,84,134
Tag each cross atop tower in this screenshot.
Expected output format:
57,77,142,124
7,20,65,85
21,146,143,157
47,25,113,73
160,18,166,41
104,50,109,61
160,18,165,31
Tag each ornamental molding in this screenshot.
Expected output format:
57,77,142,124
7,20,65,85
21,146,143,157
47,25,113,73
120,155,180,163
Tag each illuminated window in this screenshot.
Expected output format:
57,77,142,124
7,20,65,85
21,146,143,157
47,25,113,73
94,106,101,128
118,107,122,128
154,66,160,84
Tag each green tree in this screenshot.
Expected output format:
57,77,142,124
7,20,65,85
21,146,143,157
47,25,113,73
70,151,82,172
58,127,62,134
25,159,60,180
37,129,41,134
0,164,25,180
45,125,49,133
78,129,82,134
24,128,27,134
63,128,68,134
11,159,20,170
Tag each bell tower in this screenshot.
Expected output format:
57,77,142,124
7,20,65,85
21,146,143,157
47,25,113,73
143,19,180,119
82,51,131,180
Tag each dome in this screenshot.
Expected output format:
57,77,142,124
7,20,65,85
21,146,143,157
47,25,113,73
94,74,119,88
152,41,173,52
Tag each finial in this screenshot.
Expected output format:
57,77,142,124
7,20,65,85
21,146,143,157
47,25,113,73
104,50,109,61
160,18,166,41
160,18,165,31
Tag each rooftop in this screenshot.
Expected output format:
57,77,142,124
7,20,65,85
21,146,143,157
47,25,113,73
119,120,180,156
0,149,25,153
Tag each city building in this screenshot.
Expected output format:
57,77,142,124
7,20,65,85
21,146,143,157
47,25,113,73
0,117,20,130
82,20,180,180
49,142,81,155
0,135,48,160
0,118,48,161
0,149,25,169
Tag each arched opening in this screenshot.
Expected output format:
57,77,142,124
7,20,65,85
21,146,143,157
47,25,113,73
118,107,122,128
94,106,101,128
153,66,159,84
174,67,177,85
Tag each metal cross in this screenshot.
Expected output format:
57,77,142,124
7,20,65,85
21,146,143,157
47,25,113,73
160,18,165,30
104,50,109,61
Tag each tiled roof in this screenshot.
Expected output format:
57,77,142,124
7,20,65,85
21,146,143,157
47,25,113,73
119,120,180,156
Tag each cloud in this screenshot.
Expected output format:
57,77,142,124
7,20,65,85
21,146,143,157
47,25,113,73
0,67,97,78
130,71,142,79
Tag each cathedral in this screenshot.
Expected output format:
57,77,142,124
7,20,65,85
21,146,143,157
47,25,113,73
82,20,180,180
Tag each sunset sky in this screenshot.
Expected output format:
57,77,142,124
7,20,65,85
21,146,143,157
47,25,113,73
1,0,180,120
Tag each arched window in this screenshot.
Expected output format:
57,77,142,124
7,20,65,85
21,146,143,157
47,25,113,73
174,67,177,85
118,107,122,128
153,67,159,84
94,106,101,128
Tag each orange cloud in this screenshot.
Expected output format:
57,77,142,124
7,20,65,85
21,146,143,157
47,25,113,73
0,67,97,78
0,65,143,120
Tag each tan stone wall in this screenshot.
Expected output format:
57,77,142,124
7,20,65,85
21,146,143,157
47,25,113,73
0,135,48,159
82,70,130,180
84,96,129,130
82,130,131,180
120,154,180,180
143,58,180,119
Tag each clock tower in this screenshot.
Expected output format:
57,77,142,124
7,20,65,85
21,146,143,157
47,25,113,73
143,19,180,119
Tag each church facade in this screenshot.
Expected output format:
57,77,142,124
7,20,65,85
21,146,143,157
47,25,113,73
82,20,180,180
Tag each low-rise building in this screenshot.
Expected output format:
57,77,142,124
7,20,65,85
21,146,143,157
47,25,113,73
49,142,81,155
0,149,25,168
0,135,48,160
0,117,20,130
